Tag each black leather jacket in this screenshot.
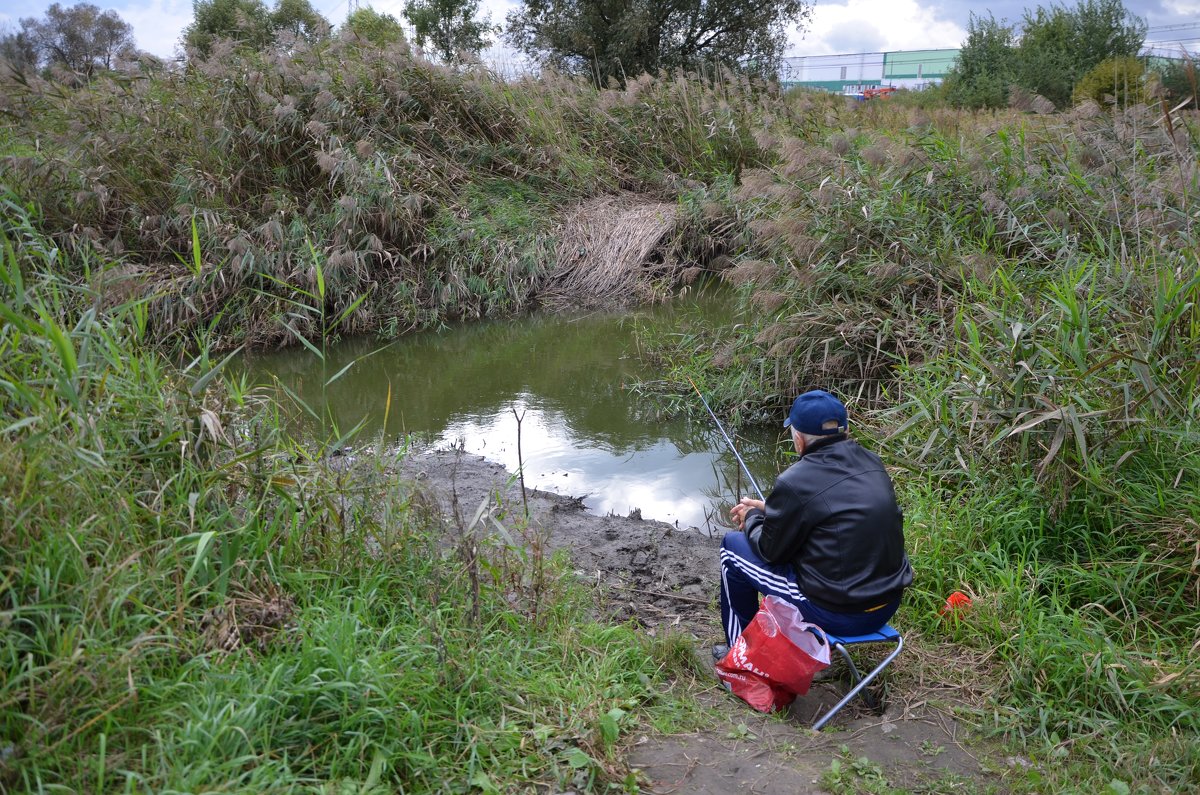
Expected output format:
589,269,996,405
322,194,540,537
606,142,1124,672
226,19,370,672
744,435,913,612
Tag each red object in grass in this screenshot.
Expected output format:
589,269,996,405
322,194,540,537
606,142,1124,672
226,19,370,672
939,591,973,616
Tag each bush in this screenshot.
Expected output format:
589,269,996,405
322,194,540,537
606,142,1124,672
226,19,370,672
1072,55,1153,106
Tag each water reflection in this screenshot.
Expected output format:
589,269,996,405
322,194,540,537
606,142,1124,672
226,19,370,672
440,396,752,528
245,292,785,530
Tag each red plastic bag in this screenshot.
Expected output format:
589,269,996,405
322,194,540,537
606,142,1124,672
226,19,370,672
716,596,831,713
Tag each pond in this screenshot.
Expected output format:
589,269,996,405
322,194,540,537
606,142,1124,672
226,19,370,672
244,287,787,532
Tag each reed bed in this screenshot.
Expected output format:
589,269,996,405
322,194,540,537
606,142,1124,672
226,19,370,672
541,194,682,309
0,36,773,346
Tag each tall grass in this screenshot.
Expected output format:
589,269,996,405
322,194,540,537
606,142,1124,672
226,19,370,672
0,199,699,793
642,93,1199,789
0,37,774,346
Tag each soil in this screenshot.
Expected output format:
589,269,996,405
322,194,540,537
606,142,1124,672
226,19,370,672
399,449,1029,794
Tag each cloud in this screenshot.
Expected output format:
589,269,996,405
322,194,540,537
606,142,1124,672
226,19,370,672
111,0,192,58
823,20,884,53
929,0,1198,28
927,0,1030,25
788,0,966,56
1162,0,1200,14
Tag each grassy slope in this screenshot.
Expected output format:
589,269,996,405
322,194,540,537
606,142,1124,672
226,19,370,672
0,43,764,347
2,37,1199,792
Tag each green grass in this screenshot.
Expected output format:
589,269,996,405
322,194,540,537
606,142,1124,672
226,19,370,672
0,201,704,793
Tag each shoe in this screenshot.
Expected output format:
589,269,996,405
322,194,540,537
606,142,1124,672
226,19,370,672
811,666,837,683
711,643,730,662
812,659,845,683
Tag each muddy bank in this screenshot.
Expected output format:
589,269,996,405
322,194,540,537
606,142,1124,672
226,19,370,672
399,447,724,637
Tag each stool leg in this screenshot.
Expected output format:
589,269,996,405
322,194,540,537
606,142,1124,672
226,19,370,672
835,643,861,685
813,637,903,732
832,643,877,710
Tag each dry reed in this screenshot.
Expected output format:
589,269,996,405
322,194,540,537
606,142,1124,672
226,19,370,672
541,194,684,309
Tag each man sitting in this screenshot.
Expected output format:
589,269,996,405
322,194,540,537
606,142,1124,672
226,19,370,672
718,390,913,655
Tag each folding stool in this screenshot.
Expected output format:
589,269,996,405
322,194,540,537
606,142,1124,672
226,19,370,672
812,624,903,731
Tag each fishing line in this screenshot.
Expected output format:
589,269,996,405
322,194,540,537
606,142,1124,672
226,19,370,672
686,376,765,502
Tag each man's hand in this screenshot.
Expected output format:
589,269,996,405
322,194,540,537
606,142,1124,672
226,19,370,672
729,497,765,530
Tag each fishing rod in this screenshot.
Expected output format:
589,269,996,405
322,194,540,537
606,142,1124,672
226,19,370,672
686,376,765,502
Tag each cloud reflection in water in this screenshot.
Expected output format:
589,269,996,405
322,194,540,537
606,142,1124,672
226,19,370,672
439,396,731,530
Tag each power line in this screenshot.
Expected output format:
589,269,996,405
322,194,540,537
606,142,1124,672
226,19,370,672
1145,23,1200,34
1144,47,1199,58
1147,39,1200,44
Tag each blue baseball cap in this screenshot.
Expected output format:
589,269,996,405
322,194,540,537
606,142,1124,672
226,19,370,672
784,390,848,435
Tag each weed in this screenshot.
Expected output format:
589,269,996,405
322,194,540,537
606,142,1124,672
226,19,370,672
822,745,893,794
918,740,946,757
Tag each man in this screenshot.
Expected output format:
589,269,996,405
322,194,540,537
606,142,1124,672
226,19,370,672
717,390,913,654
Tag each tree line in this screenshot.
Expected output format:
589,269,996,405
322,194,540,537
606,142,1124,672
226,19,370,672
940,0,1197,110
4,0,812,85
0,0,494,73
1,2,138,76
1,0,1194,103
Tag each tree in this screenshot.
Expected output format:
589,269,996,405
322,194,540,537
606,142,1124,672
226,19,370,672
505,0,812,86
0,25,38,72
185,0,273,55
1015,0,1145,108
270,0,330,44
403,0,493,63
343,6,406,47
942,12,1017,109
184,0,330,56
943,1,1146,110
16,2,136,75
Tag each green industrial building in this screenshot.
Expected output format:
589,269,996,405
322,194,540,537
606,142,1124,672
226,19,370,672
779,49,958,94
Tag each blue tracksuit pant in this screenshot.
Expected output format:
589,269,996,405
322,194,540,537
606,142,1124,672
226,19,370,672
719,531,900,646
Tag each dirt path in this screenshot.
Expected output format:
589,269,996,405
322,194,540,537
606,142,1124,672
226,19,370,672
400,449,1024,794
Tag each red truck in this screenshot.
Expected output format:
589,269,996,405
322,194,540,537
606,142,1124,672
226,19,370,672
861,86,897,100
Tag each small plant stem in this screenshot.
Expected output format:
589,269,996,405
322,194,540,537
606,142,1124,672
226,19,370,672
512,406,528,519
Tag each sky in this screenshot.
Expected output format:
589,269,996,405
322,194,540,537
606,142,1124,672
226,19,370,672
1,0,1197,63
